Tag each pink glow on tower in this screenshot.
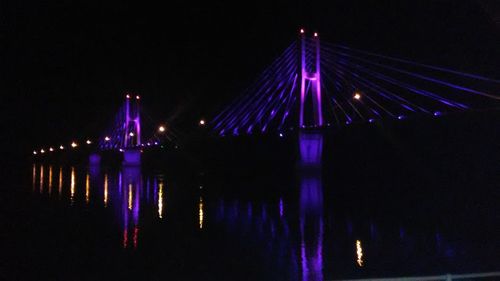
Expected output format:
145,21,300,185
123,94,141,148
299,31,323,127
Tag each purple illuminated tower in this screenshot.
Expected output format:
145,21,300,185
122,94,142,165
299,30,323,128
123,94,141,148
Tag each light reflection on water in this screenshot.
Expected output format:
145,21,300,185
199,196,204,230
28,132,498,280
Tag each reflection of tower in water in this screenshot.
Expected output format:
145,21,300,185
298,132,324,281
119,166,141,249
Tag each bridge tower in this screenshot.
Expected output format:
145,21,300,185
122,94,141,165
299,29,324,128
123,94,141,148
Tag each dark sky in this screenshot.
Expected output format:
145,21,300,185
2,0,499,156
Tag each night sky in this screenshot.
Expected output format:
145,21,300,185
2,0,499,157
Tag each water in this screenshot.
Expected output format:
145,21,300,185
2,118,500,280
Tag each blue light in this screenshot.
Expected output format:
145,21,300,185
433,111,441,116
397,115,405,120
369,118,375,123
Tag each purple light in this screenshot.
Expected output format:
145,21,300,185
279,198,284,217
398,115,405,120
299,132,323,166
434,111,441,116
369,118,375,123
299,32,323,127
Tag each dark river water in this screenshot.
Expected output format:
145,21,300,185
2,116,500,280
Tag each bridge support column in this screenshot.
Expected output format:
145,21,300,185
89,153,101,165
299,30,323,128
123,149,141,166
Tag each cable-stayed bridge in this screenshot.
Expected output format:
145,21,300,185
210,29,500,137
33,29,500,162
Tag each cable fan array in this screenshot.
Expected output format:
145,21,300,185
210,38,500,136
98,97,180,151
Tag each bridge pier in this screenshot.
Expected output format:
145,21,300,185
123,149,141,166
89,153,101,165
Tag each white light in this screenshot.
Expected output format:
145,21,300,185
119,148,124,152
59,145,64,150
104,136,110,142
136,95,140,100
354,93,361,100
129,132,134,137
279,133,284,138
126,94,130,99
158,125,165,133
71,142,77,148
49,147,54,152
40,149,45,154
300,28,305,34
314,32,318,37
33,151,37,155
199,119,206,126
86,140,92,144
356,240,364,267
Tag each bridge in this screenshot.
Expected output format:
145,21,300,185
32,29,500,161
210,29,500,137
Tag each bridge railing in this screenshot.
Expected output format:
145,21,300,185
330,271,500,281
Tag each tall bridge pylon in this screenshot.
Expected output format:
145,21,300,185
209,28,500,137
123,94,141,148
299,29,323,128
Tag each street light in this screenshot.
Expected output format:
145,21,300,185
354,93,361,100
104,136,110,142
158,125,166,133
71,142,78,148
199,119,206,126
86,140,92,145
